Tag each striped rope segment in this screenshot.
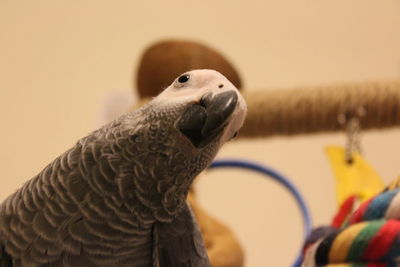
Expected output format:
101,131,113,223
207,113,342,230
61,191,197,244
304,178,400,266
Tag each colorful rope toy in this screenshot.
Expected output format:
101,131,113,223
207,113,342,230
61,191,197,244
303,149,400,267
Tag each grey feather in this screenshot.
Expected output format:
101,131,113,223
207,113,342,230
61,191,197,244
153,204,210,267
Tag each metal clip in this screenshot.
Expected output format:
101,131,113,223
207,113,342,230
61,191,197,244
337,107,366,164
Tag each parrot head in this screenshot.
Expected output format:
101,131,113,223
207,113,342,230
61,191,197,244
156,69,247,148
106,69,247,221
151,70,245,174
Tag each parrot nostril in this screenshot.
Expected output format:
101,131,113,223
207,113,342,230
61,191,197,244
218,84,224,88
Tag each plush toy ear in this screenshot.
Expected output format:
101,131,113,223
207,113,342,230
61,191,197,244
136,39,243,99
95,90,137,127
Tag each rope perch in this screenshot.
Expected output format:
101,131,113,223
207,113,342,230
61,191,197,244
239,80,400,138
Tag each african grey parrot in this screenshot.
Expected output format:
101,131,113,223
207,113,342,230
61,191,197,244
0,69,247,266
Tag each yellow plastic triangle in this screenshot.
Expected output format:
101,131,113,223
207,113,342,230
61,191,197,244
326,146,384,207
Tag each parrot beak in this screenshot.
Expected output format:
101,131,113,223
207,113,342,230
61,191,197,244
176,90,238,148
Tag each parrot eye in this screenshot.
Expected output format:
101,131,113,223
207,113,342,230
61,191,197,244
178,74,190,83
174,73,191,88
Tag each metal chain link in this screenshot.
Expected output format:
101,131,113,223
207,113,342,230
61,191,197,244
338,107,365,164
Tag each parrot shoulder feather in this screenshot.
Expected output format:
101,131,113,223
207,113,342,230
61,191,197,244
152,203,210,267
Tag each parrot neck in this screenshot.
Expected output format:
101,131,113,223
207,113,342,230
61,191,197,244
88,107,202,224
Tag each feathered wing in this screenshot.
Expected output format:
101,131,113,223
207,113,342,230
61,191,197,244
0,138,155,266
153,203,211,267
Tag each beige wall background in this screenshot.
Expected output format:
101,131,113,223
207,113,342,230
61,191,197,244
1,1,400,266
